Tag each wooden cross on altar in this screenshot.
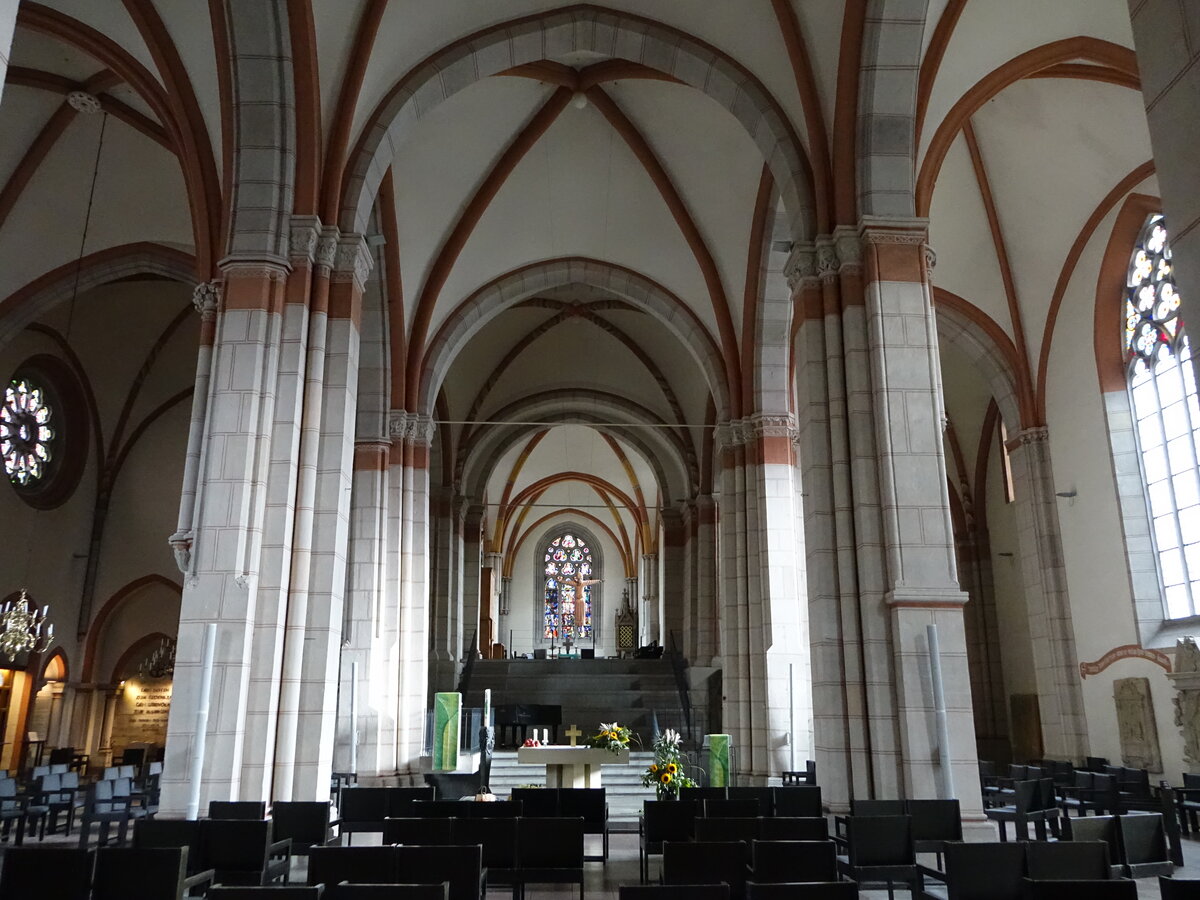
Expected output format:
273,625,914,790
565,724,582,746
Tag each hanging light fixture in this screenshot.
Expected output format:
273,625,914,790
138,636,176,679
0,591,53,660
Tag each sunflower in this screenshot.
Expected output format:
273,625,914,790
660,771,672,784
667,763,678,774
649,764,658,773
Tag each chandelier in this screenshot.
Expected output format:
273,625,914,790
0,591,53,660
139,636,175,679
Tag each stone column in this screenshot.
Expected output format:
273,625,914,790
484,551,504,655
1006,426,1088,760
392,413,434,774
460,506,485,658
716,424,750,762
625,575,640,642
693,495,719,666
1128,2,1200,329
660,509,686,650
642,553,660,646
861,218,982,808
161,259,289,815
428,488,458,694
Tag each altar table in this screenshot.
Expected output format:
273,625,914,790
515,745,630,788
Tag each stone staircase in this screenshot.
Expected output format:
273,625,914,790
464,658,689,745
485,749,655,829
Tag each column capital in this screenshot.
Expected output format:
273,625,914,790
744,412,798,442
288,215,322,264
832,225,863,274
784,242,818,292
334,233,373,289
1007,425,1050,450
218,255,291,281
315,225,340,272
387,410,408,439
404,413,435,447
191,280,221,321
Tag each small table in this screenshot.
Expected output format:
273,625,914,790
516,746,630,788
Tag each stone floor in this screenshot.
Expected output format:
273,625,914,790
7,817,1199,897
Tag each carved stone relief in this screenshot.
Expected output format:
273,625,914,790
1113,676,1162,772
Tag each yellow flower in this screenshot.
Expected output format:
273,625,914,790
649,764,658,773
667,763,678,774
660,772,672,784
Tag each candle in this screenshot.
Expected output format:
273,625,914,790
483,688,491,725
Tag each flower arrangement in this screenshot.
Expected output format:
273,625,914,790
589,721,633,754
641,728,697,799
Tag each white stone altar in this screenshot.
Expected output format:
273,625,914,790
516,745,630,788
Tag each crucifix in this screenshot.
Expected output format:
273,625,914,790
565,724,582,747
561,570,600,650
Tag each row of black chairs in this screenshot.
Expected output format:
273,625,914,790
658,838,843,898
621,887,852,900
134,817,292,885
0,845,215,899
309,820,584,900
678,786,823,818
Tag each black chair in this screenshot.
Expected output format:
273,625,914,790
1023,840,1109,881
694,816,760,843
727,787,773,816
681,787,727,803
469,799,521,818
835,815,919,900
560,788,608,860
0,846,93,900
201,818,291,885
1063,814,1122,877
46,771,84,835
906,799,961,865
309,846,398,886
1160,876,1200,898
620,887,730,899
1175,773,1200,833
772,786,821,818
412,800,464,818
395,843,486,900
704,798,761,818
746,885,857,899
134,817,205,874
750,839,837,883
382,816,454,845
208,889,325,899
0,777,30,844
77,778,141,848
760,817,828,841
511,787,558,817
662,839,748,899
1117,811,1173,877
917,841,1024,900
985,779,1058,841
452,816,518,898
639,799,698,883
210,800,269,820
326,887,448,900
342,788,434,843
850,799,905,816
1021,878,1136,899
92,846,215,900
272,801,338,856
514,817,583,898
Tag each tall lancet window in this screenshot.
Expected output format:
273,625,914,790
1126,214,1200,618
543,533,594,641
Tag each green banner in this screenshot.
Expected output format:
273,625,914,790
433,692,461,771
709,733,731,787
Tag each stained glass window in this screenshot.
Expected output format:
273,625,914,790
1,378,54,486
1126,215,1200,618
543,532,594,641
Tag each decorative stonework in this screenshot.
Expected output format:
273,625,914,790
815,241,839,281
315,227,340,271
1079,644,1172,678
745,413,799,441
167,529,193,573
67,91,102,114
405,414,436,447
288,216,321,263
923,244,937,272
1114,676,1163,771
784,243,817,292
387,410,408,438
860,215,929,246
333,234,374,288
833,227,862,273
1010,425,1050,448
191,281,221,320
1168,637,1200,768
219,260,290,282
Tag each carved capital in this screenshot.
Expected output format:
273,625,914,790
1012,426,1050,447
333,233,373,288
714,422,742,453
923,243,937,272
859,215,929,246
288,215,322,263
746,413,799,441
833,226,863,273
315,226,340,271
387,410,408,438
405,413,435,447
191,281,221,321
218,257,290,282
784,243,817,291
815,241,839,280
